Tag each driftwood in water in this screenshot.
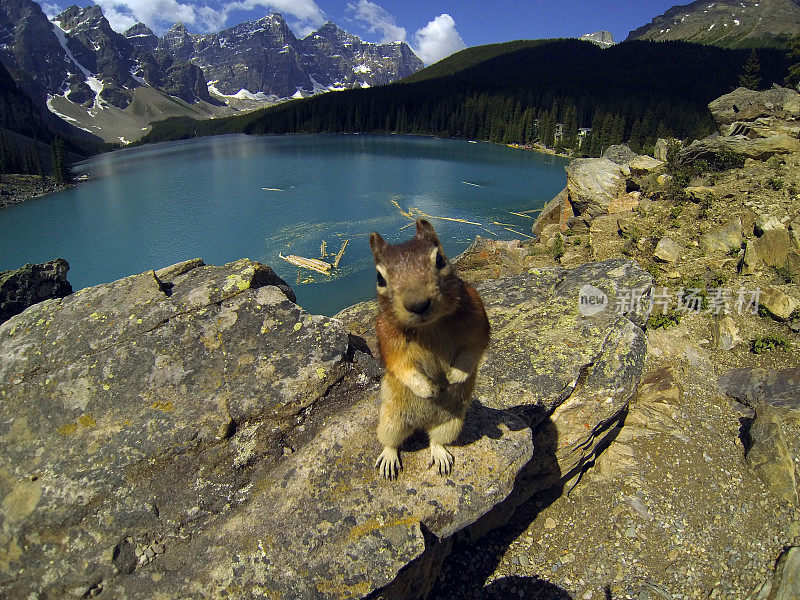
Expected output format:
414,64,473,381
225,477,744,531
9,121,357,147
279,254,332,275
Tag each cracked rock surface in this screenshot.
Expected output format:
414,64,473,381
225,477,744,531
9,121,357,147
0,257,536,599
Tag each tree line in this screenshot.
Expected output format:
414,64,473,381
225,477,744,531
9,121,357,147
142,39,792,155
0,132,71,184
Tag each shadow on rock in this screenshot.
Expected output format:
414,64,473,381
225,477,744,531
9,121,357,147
428,417,565,599
482,576,574,599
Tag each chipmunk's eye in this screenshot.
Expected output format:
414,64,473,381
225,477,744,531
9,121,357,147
376,270,387,287
435,252,446,270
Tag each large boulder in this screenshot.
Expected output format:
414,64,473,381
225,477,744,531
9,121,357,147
719,367,800,423
0,256,653,600
565,158,628,219
0,258,72,323
531,187,573,237
602,144,638,165
339,259,651,532
708,86,800,135
679,86,800,166
0,258,533,599
678,134,800,164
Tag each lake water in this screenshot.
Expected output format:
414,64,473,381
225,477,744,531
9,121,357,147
0,134,568,315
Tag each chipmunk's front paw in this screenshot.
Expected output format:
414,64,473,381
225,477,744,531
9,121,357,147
446,366,470,384
407,373,437,398
376,447,402,480
429,444,454,475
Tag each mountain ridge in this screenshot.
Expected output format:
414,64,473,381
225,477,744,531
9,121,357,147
0,0,423,143
626,0,800,48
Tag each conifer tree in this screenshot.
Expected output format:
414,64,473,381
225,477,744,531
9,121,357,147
739,49,762,90
51,136,70,185
786,36,800,89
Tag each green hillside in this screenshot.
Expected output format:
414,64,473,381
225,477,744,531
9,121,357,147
141,39,791,156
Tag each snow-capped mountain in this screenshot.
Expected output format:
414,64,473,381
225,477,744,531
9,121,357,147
626,0,800,48
0,0,423,143
579,31,615,48
162,16,423,100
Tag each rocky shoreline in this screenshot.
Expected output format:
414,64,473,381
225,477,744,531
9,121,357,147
0,174,74,209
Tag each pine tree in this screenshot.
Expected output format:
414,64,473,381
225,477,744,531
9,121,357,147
562,103,578,150
51,136,70,185
739,49,762,90
786,36,800,89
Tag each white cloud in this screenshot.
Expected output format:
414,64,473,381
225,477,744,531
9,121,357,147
87,0,325,35
412,13,466,65
41,2,63,19
347,0,406,43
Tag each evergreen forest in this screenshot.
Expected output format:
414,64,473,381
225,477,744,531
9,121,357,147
141,39,792,156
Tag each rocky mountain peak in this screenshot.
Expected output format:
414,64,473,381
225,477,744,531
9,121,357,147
123,22,157,52
311,21,360,44
580,30,615,47
0,0,423,142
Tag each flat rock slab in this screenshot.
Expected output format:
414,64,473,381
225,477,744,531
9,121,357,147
0,258,534,600
475,259,650,417
338,258,651,516
719,368,800,422
101,399,532,599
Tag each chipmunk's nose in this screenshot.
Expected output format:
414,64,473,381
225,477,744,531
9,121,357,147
405,298,431,315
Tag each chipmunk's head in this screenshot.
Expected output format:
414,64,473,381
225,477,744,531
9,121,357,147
369,219,459,328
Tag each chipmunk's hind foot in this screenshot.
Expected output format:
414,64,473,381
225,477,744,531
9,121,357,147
429,444,454,475
376,447,402,480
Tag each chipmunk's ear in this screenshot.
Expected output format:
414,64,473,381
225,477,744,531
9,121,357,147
369,232,388,258
415,219,439,244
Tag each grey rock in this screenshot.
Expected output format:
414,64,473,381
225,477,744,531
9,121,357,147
628,155,664,175
746,406,797,504
654,236,682,263
753,230,800,283
713,315,743,351
602,144,638,165
763,547,800,600
0,257,532,599
755,215,784,236
566,158,628,218
678,134,800,165
579,31,615,47
0,258,72,324
719,368,800,423
699,218,743,255
532,187,573,237
708,87,800,135
654,138,679,162
741,240,759,275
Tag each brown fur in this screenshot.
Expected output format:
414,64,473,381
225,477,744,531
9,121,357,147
369,219,490,479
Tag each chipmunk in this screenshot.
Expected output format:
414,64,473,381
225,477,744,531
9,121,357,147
369,219,490,479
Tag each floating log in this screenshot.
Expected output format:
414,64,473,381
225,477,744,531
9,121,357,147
279,253,332,275
333,240,348,268
462,181,482,187
509,211,534,219
502,227,535,239
262,187,284,191
411,207,482,226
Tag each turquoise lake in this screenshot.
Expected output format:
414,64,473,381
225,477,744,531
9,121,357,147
0,134,568,315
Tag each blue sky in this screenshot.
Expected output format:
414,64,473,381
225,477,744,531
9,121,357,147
43,0,686,64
